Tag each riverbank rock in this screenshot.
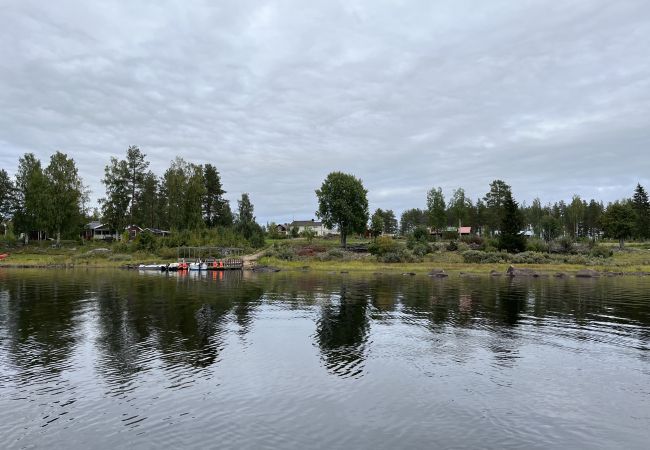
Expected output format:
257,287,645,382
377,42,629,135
575,269,600,278
554,272,568,278
428,269,449,278
251,265,281,273
506,265,539,277
402,272,416,276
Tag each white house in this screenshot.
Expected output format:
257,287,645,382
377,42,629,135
287,219,337,236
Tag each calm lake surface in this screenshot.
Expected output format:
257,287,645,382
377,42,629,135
0,269,649,449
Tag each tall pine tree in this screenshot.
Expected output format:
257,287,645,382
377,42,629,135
632,183,650,239
498,190,526,253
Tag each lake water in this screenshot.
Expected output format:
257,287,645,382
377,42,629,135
0,269,649,449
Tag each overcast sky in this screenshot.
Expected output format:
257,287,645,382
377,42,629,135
1,0,649,224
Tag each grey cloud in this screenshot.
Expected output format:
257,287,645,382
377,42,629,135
1,0,649,224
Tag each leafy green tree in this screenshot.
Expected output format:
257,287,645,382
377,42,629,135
235,193,264,247
584,199,604,239
602,201,636,249
527,198,543,238
44,151,83,244
135,171,160,228
400,208,427,235
13,153,48,242
0,169,14,235
125,146,149,225
381,209,398,235
484,179,511,235
566,195,585,238
203,164,228,227
449,187,471,228
498,190,526,253
540,215,561,243
316,172,369,248
184,164,206,230
301,227,317,243
370,209,384,240
632,183,650,239
426,187,446,231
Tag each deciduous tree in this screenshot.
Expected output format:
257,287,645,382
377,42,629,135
316,172,369,248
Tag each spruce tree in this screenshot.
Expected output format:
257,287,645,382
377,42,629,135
498,190,526,253
632,183,650,239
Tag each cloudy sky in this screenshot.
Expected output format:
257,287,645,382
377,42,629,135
1,0,649,224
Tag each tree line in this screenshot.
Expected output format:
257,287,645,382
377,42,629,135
0,146,264,246
314,174,650,250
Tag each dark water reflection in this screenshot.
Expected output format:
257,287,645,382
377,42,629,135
0,269,649,449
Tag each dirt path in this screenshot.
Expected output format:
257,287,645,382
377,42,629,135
242,250,266,269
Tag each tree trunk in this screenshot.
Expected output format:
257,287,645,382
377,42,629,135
57,230,61,246
619,238,624,249
340,232,347,249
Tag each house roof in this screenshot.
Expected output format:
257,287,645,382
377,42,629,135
86,221,104,230
144,227,170,235
290,220,323,227
459,226,472,234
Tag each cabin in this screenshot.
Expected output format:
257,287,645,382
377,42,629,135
83,221,118,241
459,226,472,236
125,225,143,240
275,224,288,236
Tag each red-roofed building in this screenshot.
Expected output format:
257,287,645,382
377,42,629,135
459,226,472,236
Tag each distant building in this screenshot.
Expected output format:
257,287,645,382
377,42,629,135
83,222,118,241
459,226,472,236
143,227,171,237
125,225,143,240
287,219,337,236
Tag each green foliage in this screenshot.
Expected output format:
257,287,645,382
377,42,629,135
44,151,83,242
411,242,430,257
510,251,550,264
601,201,636,248
370,209,384,239
316,172,369,247
265,242,296,261
484,179,512,234
540,215,562,242
300,227,317,243
590,245,613,258
290,226,299,238
462,250,509,264
316,248,350,261
368,236,400,256
0,169,14,227
400,208,427,235
446,240,458,251
378,248,418,263
135,230,158,252
497,190,526,253
380,209,398,234
426,187,446,231
632,183,650,239
526,238,549,253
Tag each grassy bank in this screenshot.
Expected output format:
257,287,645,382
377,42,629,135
3,237,650,275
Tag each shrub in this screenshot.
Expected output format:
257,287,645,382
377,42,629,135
590,245,613,258
460,235,484,246
411,242,430,257
446,241,458,251
368,236,400,256
378,248,419,263
526,238,548,253
108,254,132,262
317,248,350,261
462,250,509,264
510,251,550,264
135,230,158,252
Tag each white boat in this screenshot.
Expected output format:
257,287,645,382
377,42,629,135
138,264,165,271
188,262,208,271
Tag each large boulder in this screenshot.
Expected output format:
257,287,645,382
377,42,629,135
575,269,600,278
506,265,539,277
428,269,449,278
251,265,281,273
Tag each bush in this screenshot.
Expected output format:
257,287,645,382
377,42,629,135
526,238,548,253
135,230,158,252
460,235,484,246
378,248,419,263
317,248,351,261
462,250,509,264
446,240,458,251
108,254,132,262
411,242,430,257
368,236,400,256
510,251,550,264
265,243,296,260
590,245,613,258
